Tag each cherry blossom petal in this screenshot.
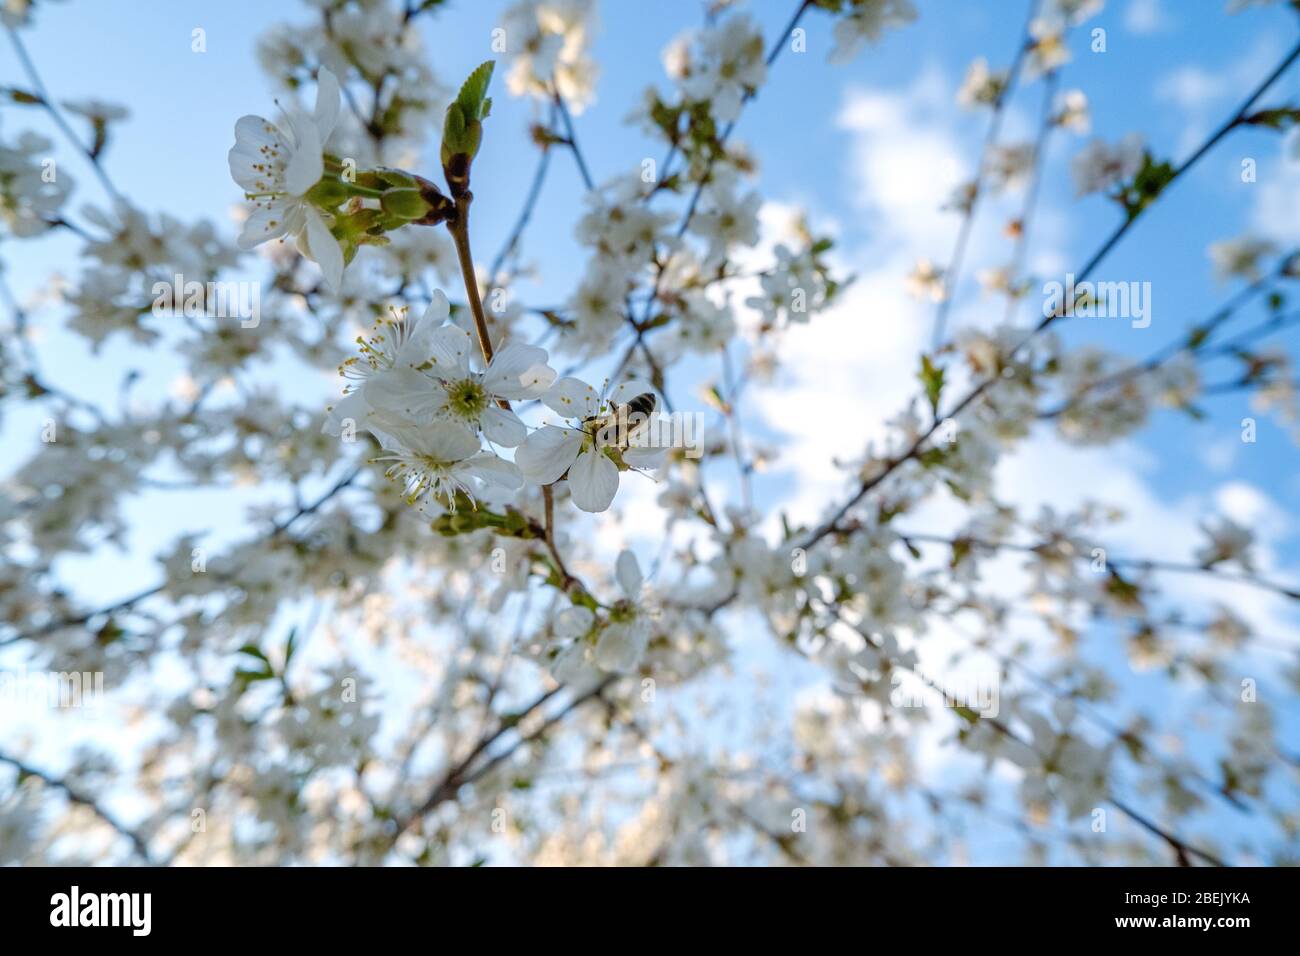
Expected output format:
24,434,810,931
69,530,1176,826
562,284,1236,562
479,405,527,447
422,289,450,324
301,206,343,291
462,452,523,490
427,324,474,378
594,621,648,673
542,377,600,419
568,447,619,513
483,341,557,400
551,641,595,685
229,116,286,192
236,201,293,249
410,421,481,461
623,446,667,470
363,368,440,421
321,388,370,436
515,426,583,485
313,68,341,143
282,114,323,196
394,295,446,368
555,606,595,639
615,550,643,600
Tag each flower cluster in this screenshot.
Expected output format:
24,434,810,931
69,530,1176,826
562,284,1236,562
823,0,918,65
0,127,70,237
1070,134,1145,197
664,12,767,125
517,378,665,512
325,291,558,511
501,0,599,113
229,67,457,293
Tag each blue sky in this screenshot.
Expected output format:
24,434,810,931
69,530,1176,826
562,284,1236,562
3,0,1299,863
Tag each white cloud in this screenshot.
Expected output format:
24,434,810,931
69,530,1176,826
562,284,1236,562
1125,0,1171,35
1156,37,1286,155
1156,66,1223,113
1198,439,1238,474
747,69,1036,528
745,67,1299,651
1214,479,1290,544
1250,155,1300,243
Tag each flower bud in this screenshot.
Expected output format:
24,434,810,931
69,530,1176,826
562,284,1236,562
305,178,351,210
380,188,429,220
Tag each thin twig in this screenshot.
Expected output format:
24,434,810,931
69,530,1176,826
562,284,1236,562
931,0,1041,348
488,103,558,281
0,751,154,864
5,25,124,204
552,92,594,191
390,677,613,845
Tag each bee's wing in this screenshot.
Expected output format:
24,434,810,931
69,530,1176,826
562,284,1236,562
609,379,655,409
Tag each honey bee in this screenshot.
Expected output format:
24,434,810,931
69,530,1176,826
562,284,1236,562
585,392,657,451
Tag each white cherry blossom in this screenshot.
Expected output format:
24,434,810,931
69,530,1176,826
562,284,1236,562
829,0,918,65
228,68,343,289
1208,234,1277,281
1195,516,1255,570
373,420,522,513
672,13,766,123
420,323,556,446
957,57,1006,108
515,377,663,512
323,292,447,441
593,550,649,672
1070,133,1144,196
501,0,599,113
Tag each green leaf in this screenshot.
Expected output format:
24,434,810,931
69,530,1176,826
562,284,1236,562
1122,152,1176,220
235,667,274,685
1242,106,1300,130
1104,569,1143,607
917,446,948,469
918,354,945,416
456,61,495,120
443,104,466,152
442,61,496,190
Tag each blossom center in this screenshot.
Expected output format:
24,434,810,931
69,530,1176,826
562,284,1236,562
444,378,488,419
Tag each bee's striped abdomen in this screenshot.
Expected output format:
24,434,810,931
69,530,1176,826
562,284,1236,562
624,393,656,420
